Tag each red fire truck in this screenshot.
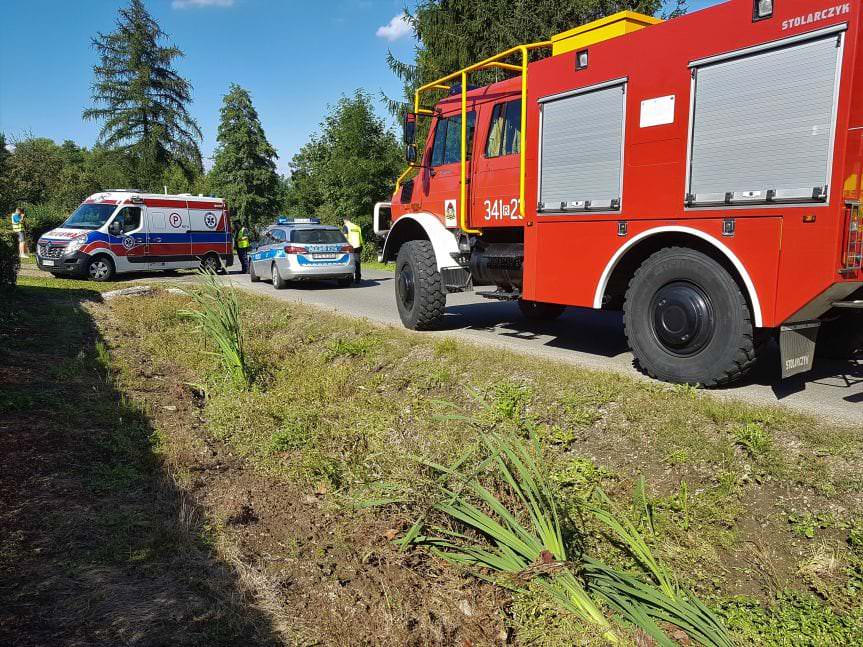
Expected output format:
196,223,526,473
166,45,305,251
374,0,863,386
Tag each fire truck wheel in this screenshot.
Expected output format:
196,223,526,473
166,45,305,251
816,311,863,359
395,240,445,330
518,299,566,320
623,247,755,387
271,263,287,290
87,255,115,282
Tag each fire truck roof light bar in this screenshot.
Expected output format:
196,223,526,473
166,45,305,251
406,39,553,235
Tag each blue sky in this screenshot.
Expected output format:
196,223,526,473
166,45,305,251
0,0,720,175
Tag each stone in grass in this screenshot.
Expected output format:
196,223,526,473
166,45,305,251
102,285,154,300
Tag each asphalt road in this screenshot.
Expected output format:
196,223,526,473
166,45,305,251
162,266,862,425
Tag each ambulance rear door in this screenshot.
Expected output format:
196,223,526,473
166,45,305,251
188,202,229,261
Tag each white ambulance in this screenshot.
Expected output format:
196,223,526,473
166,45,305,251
35,190,233,281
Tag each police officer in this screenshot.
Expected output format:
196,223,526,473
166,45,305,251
10,207,29,258
342,218,364,283
235,221,251,274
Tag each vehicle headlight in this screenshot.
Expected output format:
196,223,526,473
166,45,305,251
65,236,86,254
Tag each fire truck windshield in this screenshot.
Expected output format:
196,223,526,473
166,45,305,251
63,203,117,230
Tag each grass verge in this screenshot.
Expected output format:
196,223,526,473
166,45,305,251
15,274,863,645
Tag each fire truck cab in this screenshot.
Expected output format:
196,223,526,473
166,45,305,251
375,0,863,386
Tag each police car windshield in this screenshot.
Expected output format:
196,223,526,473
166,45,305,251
63,203,117,230
291,228,346,244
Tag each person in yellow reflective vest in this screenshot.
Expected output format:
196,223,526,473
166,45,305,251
10,207,29,258
342,218,364,283
235,222,251,274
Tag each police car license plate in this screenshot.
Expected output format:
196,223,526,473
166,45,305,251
42,259,55,266
312,253,338,259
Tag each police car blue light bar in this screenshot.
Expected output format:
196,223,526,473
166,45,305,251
276,216,321,225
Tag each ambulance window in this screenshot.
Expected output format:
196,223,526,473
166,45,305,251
486,100,521,158
115,207,141,233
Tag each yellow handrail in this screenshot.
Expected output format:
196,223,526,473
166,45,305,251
404,39,553,235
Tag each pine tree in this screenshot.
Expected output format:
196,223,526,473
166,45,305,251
209,84,280,229
83,0,202,188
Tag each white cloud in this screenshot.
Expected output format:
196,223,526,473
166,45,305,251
376,14,411,42
172,0,234,9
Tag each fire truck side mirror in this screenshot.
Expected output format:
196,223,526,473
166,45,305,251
405,143,418,164
403,112,417,146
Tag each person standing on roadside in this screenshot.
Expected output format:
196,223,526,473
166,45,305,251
235,221,251,274
10,207,29,258
342,218,363,283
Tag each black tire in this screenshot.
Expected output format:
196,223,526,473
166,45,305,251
249,260,260,282
816,311,863,359
87,255,115,282
395,240,445,330
271,263,287,290
200,254,221,274
623,247,756,387
337,277,353,287
518,299,566,320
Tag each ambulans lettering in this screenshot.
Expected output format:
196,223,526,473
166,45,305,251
782,3,850,30
483,198,522,221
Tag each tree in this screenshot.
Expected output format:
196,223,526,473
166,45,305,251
385,0,663,116
209,84,281,229
284,90,402,234
0,134,11,214
83,0,202,189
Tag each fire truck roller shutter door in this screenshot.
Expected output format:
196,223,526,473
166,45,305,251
687,30,843,205
539,79,626,212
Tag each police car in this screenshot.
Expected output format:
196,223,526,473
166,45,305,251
248,218,355,288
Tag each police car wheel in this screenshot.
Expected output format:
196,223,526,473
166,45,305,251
395,240,445,331
249,261,260,282
272,263,287,290
87,256,115,282
518,299,566,320
623,247,755,387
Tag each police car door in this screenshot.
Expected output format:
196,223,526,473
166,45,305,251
250,230,272,274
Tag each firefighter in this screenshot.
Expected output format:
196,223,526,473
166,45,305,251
342,218,364,283
235,221,251,274
10,207,29,258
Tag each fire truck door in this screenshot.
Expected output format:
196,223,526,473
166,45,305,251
420,111,475,228
471,99,523,227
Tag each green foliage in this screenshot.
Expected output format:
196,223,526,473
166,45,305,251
209,84,281,229
19,203,68,247
404,433,733,646
284,90,402,235
0,231,19,290
181,271,251,389
718,591,863,646
733,421,772,456
385,0,663,118
83,0,202,189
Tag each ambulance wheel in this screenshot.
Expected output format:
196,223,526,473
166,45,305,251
518,299,566,320
87,255,115,282
395,240,445,331
623,247,755,387
249,261,260,282
816,311,863,359
271,263,287,290
200,253,221,274
337,277,353,287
